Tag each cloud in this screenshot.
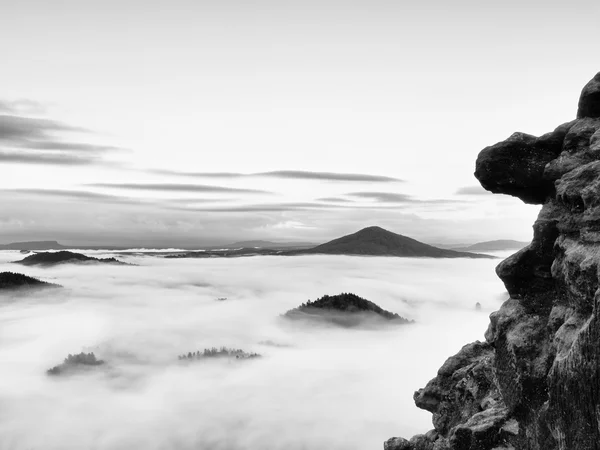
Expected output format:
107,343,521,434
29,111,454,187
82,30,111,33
0,99,46,115
154,169,402,183
271,220,317,230
6,188,131,203
3,189,241,211
258,170,403,182
348,192,414,203
316,197,355,203
0,114,84,143
0,100,17,113
88,183,273,195
0,151,98,166
173,198,469,215
176,202,353,213
0,113,124,166
166,197,238,204
347,192,463,205
0,251,500,450
0,186,538,248
455,186,491,196
154,170,244,178
24,141,122,153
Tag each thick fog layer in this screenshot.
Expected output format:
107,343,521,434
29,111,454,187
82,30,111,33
0,251,509,450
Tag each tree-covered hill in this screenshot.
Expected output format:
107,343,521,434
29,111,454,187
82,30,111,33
47,352,105,375
283,292,413,327
15,251,124,266
0,271,61,290
178,347,261,361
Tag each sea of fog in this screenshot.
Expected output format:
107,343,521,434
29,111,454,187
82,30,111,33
0,250,511,450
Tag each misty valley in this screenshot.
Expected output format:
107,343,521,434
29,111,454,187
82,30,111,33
0,249,508,450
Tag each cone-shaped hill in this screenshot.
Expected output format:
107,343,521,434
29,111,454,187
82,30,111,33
295,226,493,258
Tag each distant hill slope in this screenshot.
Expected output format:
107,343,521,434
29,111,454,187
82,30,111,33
222,240,316,249
15,251,124,266
0,240,65,250
0,272,61,290
165,247,284,259
296,226,493,258
451,239,529,252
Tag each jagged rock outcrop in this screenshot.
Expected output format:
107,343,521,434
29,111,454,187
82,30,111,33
386,72,600,450
578,73,600,119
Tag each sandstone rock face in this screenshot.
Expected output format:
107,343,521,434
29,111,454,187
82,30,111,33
386,72,600,450
578,73,600,119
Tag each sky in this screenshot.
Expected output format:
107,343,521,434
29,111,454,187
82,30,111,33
1,0,599,247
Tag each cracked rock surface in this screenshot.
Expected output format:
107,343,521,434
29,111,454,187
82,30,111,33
386,72,600,450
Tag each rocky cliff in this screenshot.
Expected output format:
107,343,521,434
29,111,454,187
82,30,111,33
385,72,600,450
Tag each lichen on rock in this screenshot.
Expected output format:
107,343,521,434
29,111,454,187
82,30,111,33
386,72,600,450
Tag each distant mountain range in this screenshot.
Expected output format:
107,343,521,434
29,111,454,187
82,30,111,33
0,241,128,251
219,240,316,250
444,239,529,252
0,239,315,251
167,226,494,259
1,228,506,258
0,240,65,250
